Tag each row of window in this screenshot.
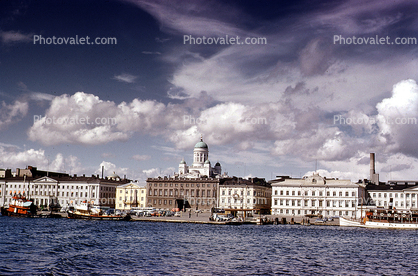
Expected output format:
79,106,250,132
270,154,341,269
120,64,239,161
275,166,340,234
150,183,213,188
149,189,215,197
119,196,145,201
273,199,356,208
273,189,357,197
220,197,267,204
373,192,416,199
148,198,215,206
1,184,118,191
272,209,351,216
221,189,267,197
376,200,416,208
118,189,145,194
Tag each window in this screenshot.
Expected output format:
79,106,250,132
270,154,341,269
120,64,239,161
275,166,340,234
352,191,356,197
275,190,278,195
292,191,295,196
333,191,336,196
286,191,289,196
327,191,330,196
312,191,316,196
280,190,283,195
345,192,349,197
274,199,278,205
339,192,342,197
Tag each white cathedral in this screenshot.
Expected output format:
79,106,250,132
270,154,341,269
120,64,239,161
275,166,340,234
177,137,222,178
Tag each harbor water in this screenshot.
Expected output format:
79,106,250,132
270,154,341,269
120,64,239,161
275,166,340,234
1,216,418,275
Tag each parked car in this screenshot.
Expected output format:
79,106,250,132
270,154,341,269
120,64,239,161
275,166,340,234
174,212,181,217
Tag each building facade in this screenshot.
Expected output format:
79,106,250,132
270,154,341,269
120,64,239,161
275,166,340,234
218,177,271,215
367,181,418,209
270,173,366,218
0,168,130,209
146,176,219,211
115,181,147,210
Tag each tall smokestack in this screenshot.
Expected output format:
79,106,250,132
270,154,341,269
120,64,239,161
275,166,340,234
370,153,379,184
370,153,375,180
101,166,104,179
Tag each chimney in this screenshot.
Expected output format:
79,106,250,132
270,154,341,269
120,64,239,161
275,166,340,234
370,153,375,179
370,153,379,185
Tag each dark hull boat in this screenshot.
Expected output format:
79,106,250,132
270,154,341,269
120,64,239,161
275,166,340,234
1,193,37,217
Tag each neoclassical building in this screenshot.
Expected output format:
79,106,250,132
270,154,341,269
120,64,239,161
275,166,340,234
270,173,366,218
178,136,222,178
146,137,226,211
218,177,272,216
0,166,129,209
115,181,147,210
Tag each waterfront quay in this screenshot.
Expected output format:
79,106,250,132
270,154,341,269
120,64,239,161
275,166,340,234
130,211,340,226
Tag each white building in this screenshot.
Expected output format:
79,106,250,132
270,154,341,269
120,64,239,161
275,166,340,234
367,181,418,209
0,173,129,209
178,136,222,178
270,173,366,218
218,177,271,216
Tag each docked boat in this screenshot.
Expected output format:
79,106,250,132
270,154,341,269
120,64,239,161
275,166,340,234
340,208,418,229
0,192,37,217
67,201,130,221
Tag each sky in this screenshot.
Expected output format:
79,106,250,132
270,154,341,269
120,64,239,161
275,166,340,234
0,0,418,182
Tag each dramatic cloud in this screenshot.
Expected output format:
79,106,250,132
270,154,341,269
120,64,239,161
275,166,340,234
0,145,82,175
376,79,418,156
0,100,28,130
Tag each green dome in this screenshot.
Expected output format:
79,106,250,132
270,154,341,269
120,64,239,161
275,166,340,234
180,160,186,164
205,159,211,164
194,141,208,148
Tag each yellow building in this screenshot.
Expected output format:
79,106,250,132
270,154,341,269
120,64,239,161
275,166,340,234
116,181,146,210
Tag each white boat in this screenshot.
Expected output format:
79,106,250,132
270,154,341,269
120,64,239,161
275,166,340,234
340,208,418,229
339,217,363,227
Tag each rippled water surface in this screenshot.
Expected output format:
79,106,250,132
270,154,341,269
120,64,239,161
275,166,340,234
1,217,418,275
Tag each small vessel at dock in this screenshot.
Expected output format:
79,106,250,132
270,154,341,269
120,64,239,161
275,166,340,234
340,208,418,229
67,201,130,221
0,192,37,217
